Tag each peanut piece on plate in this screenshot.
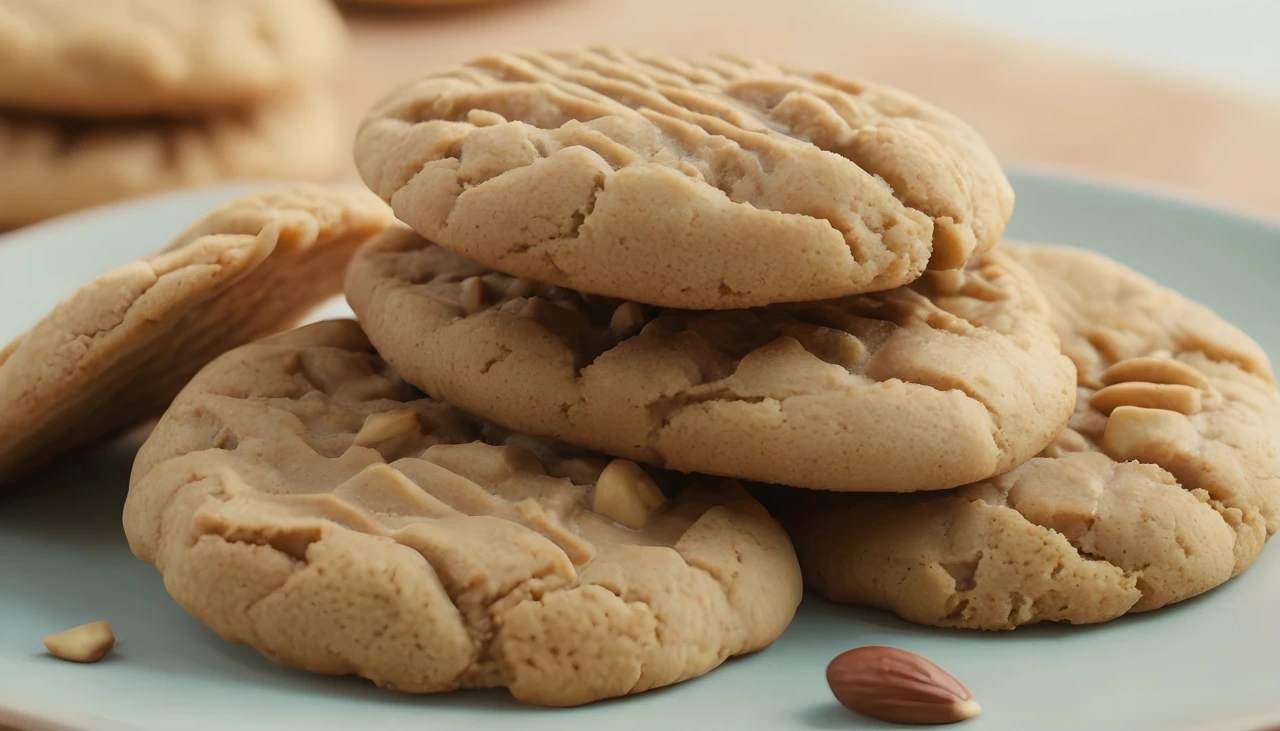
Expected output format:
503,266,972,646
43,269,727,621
43,620,115,663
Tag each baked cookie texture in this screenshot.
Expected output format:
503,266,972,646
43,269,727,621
0,186,394,486
345,227,1074,492
122,320,802,706
0,89,339,228
785,245,1280,630
355,48,1014,309
0,0,347,117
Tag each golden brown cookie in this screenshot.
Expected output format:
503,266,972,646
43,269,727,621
345,227,1074,492
0,88,339,228
122,320,802,706
784,245,1280,630
0,0,346,117
0,186,394,485
355,49,1014,309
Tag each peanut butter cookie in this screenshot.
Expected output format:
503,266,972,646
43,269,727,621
122,320,801,706
0,88,339,228
0,0,346,116
355,49,1013,309
0,186,394,485
784,245,1280,629
345,228,1074,492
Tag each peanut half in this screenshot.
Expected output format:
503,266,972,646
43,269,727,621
43,620,116,663
593,459,667,529
1090,382,1202,416
1101,405,1198,463
609,302,647,339
459,276,488,315
353,409,420,447
1100,356,1210,390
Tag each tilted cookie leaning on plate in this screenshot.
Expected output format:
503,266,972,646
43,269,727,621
0,185,394,485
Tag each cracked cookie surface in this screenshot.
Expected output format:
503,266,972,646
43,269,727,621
0,0,346,116
0,88,339,227
0,186,394,485
355,48,1013,309
346,227,1074,492
122,320,802,706
782,245,1280,629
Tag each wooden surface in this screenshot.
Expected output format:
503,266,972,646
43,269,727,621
336,0,1280,223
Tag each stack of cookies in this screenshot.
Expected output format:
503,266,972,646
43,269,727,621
3,47,1278,710
0,0,347,228
343,50,1278,632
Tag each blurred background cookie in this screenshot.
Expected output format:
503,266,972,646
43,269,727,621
0,0,346,116
0,90,338,228
0,0,346,226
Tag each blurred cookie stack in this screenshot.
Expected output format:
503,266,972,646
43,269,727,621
0,0,347,228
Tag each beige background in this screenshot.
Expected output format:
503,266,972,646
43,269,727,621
337,0,1280,222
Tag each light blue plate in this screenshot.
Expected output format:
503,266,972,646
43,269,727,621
1,172,1278,731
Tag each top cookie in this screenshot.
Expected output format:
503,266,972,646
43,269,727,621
0,185,393,486
0,0,347,116
355,48,1014,309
